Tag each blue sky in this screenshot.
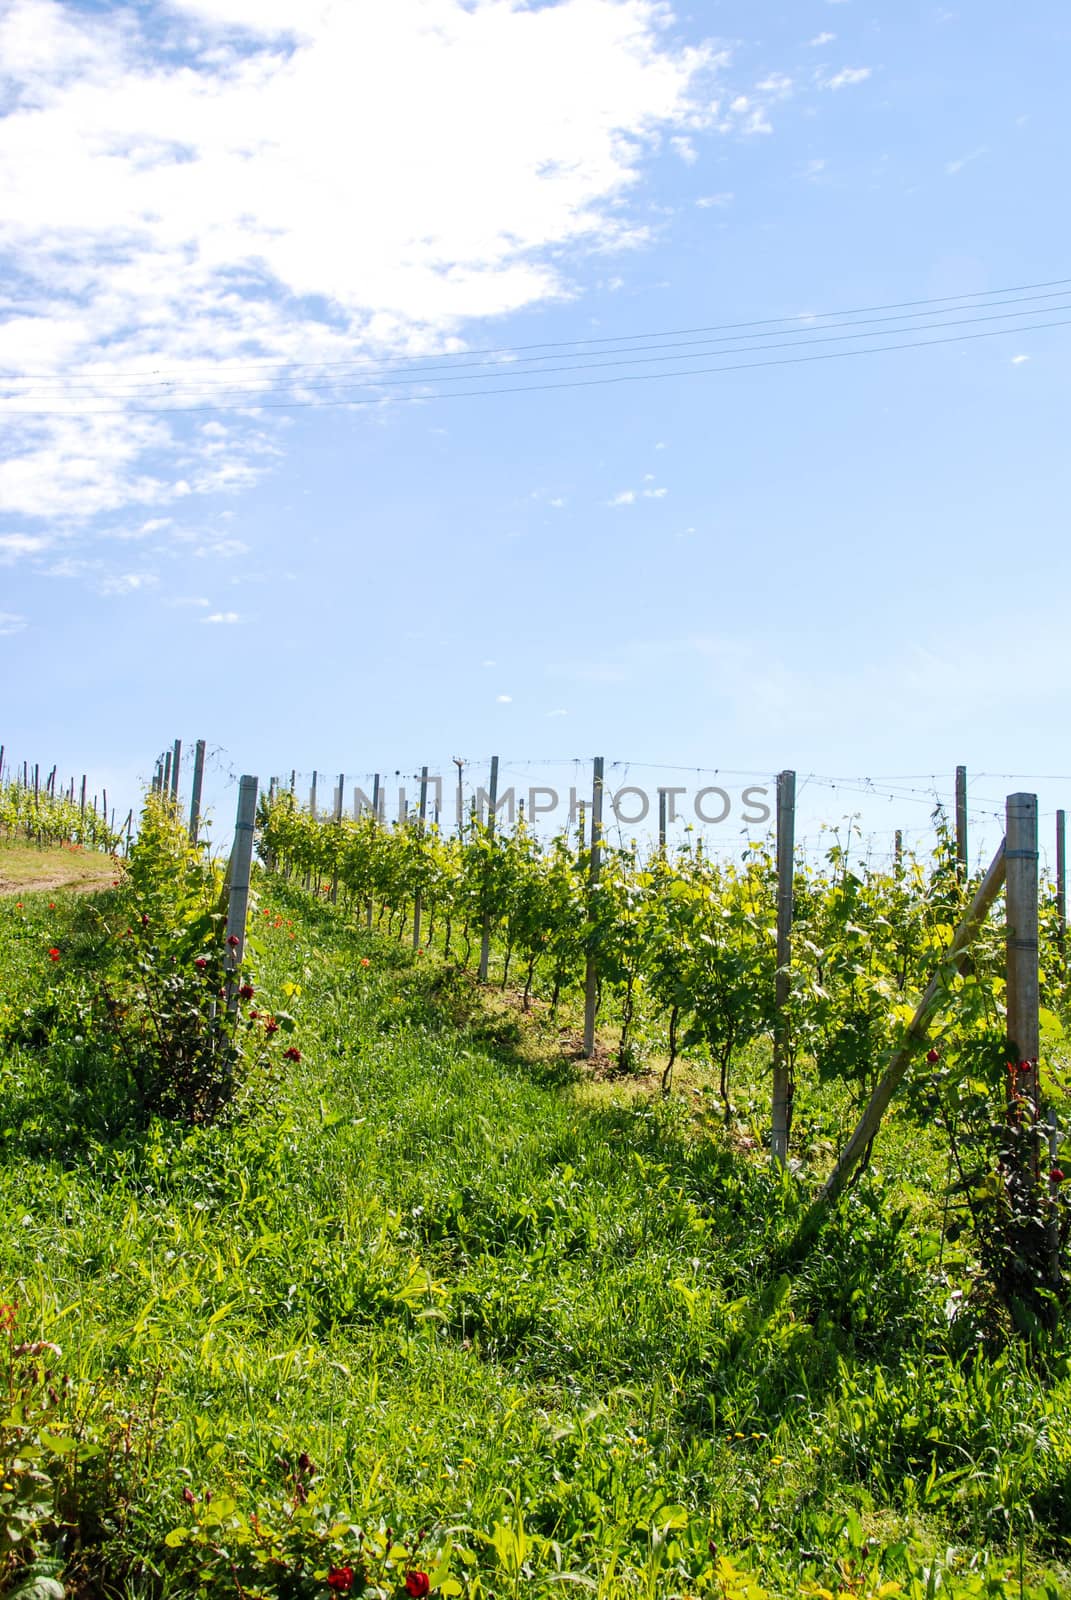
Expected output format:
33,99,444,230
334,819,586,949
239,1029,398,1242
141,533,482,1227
1,0,1069,863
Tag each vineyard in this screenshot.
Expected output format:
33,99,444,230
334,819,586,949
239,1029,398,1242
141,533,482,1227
1,771,1070,1599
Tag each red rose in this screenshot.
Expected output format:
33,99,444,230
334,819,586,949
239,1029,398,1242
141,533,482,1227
239,983,255,1001
227,934,240,948
326,1566,354,1593
405,1574,431,1598
926,1048,939,1064
283,1046,301,1063
265,1018,279,1035
195,957,208,970
182,1486,195,1506
1050,1168,1066,1184
48,947,60,962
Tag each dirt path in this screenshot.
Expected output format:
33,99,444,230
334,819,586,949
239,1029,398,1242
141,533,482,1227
0,843,119,898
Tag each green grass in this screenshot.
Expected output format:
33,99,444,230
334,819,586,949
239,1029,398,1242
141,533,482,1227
1,876,1069,1598
0,838,117,895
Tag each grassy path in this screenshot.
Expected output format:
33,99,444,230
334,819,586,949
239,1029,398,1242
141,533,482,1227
0,839,118,896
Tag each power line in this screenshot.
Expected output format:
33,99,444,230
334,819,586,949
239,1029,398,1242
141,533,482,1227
5,312,1069,417
5,280,1069,393
6,294,1065,404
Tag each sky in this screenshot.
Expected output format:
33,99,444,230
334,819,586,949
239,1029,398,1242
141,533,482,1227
1,0,1069,864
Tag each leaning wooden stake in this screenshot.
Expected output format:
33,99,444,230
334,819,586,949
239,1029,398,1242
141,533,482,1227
224,776,259,1015
478,756,499,982
771,769,796,1166
787,837,1007,1258
582,756,605,1059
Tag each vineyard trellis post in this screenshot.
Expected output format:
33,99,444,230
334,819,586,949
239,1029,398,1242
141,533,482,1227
366,773,381,933
582,756,605,1059
331,770,344,903
894,829,903,871
1057,808,1066,959
80,775,86,819
310,769,318,822
955,764,968,879
453,757,464,839
163,749,172,798
1004,793,1044,1281
223,775,259,1016
771,769,796,1166
479,755,499,982
171,739,181,802
189,739,206,845
413,764,428,948
658,790,667,854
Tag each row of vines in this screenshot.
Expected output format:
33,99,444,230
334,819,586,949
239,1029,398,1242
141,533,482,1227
0,779,122,853
258,791,1069,1102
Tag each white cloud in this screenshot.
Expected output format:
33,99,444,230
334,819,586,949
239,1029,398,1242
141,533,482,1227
643,486,667,498
202,610,241,624
695,191,734,208
808,32,836,47
97,571,159,594
0,0,720,549
549,496,565,508
482,658,496,667
0,611,27,634
1011,354,1030,365
822,66,871,90
945,147,987,176
609,489,636,505
0,531,49,562
670,135,697,164
546,708,568,717
496,693,512,703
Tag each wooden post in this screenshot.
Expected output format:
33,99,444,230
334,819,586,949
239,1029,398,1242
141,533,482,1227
955,765,968,880
478,755,499,981
331,770,344,903
771,770,796,1165
577,800,586,848
413,765,428,950
1006,791,1040,1156
1057,809,1066,960
80,775,86,818
124,810,133,857
289,769,296,795
894,829,903,871
658,789,667,854
786,839,1008,1258
102,788,108,835
189,739,206,845
171,739,181,801
33,763,39,799
0,746,4,784
366,773,381,933
582,757,605,1058
224,775,259,1015
162,750,172,799
310,769,317,820
453,757,465,839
